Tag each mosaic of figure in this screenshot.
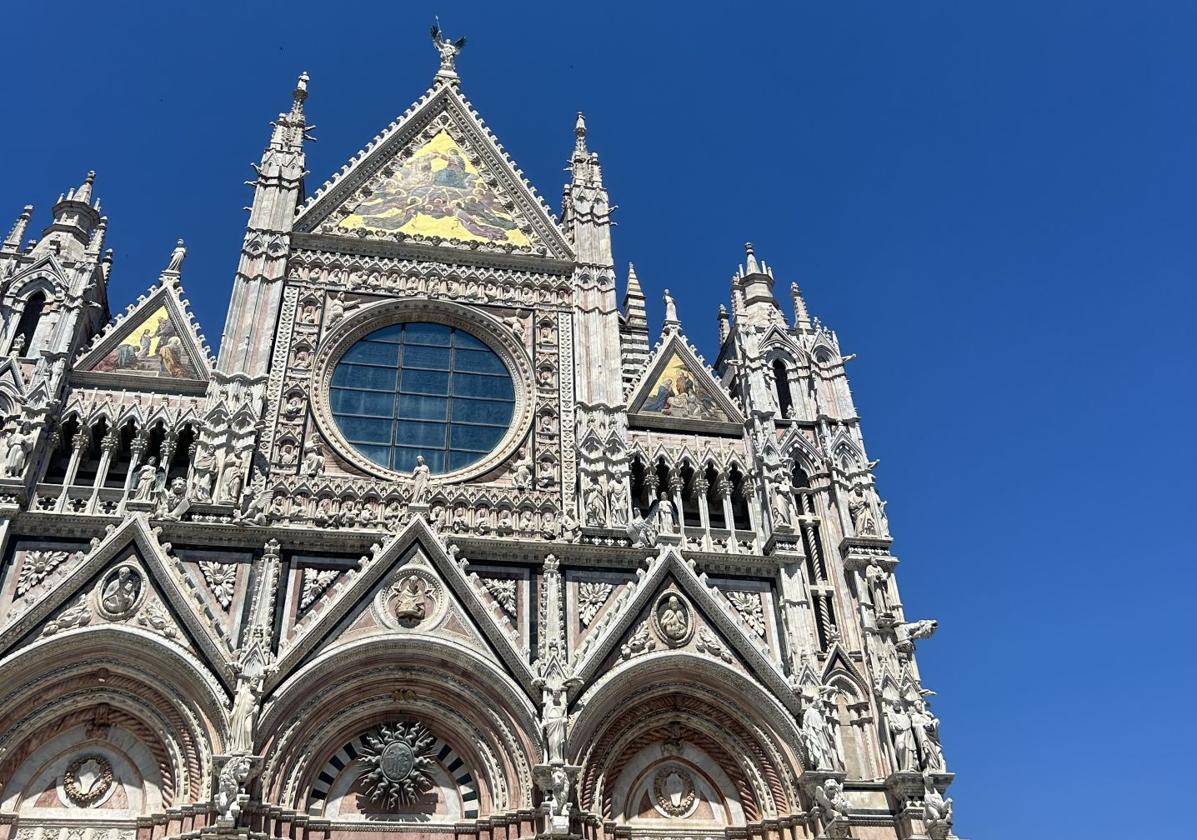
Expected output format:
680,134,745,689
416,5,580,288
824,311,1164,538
93,305,199,379
641,353,727,421
338,130,530,247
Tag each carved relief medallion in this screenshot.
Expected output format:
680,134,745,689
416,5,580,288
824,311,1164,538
63,754,114,807
94,562,145,620
652,767,696,818
652,593,693,647
358,722,437,808
375,567,444,629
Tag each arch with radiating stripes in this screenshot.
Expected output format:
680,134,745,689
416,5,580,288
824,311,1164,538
308,730,480,820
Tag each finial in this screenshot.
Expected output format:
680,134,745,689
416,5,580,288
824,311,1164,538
744,241,761,275
3,205,33,250
627,261,642,293
575,112,588,156
790,281,811,326
431,22,466,81
293,71,309,108
74,171,96,205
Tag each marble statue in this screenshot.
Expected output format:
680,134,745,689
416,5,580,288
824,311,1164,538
101,566,140,615
229,677,260,753
410,455,431,505
166,239,187,272
814,776,850,823
133,457,159,500
542,686,568,765
3,428,30,477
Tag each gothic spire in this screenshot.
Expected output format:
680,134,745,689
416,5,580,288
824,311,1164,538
562,112,612,266
73,171,96,206
2,205,33,253
269,72,311,154
733,241,785,327
574,112,588,159
790,281,811,328
35,171,102,257
623,263,647,327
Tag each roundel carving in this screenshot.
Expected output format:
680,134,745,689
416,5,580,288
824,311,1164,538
309,299,535,485
374,567,445,629
63,754,114,807
358,722,437,808
652,592,693,647
94,562,145,619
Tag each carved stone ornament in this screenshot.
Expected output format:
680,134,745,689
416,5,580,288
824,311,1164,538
652,593,693,647
198,561,237,609
726,590,766,637
375,567,445,629
17,549,79,596
652,766,696,818
63,754,114,807
358,722,437,808
481,576,517,619
300,568,339,610
94,562,145,620
577,581,613,627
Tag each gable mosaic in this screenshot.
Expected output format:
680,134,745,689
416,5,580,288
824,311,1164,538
0,30,958,840
337,130,531,247
640,351,729,422
91,304,200,379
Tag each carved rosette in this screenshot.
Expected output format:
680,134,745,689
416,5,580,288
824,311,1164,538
357,722,437,809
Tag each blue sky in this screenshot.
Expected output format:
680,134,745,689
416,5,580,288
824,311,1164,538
2,2,1194,836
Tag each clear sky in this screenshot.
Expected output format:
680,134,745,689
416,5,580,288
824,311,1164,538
2,2,1194,836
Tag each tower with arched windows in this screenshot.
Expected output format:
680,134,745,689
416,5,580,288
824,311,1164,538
0,36,957,840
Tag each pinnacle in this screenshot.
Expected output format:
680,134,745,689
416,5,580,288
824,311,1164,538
75,170,96,204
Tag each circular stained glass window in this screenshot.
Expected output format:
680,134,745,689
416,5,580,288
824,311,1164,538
329,322,515,476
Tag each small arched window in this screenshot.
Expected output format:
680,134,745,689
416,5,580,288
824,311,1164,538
704,463,726,529
772,359,793,417
12,291,46,354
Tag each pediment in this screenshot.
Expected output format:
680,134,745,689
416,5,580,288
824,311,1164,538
570,548,794,713
627,332,744,431
0,515,235,686
269,517,535,697
73,279,211,389
295,83,573,261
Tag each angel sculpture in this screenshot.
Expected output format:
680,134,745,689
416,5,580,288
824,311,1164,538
431,24,467,74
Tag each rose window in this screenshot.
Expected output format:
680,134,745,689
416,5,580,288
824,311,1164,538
329,322,515,475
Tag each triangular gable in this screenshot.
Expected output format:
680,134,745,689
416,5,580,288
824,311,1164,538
268,516,536,697
1,254,69,301
74,279,211,388
627,332,744,431
294,82,573,260
0,515,235,687
570,547,796,714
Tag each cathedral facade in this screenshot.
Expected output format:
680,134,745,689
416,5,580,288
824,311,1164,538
0,41,956,840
